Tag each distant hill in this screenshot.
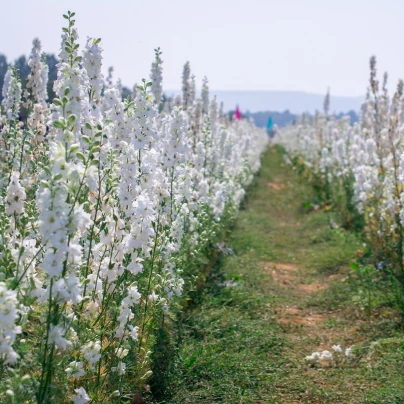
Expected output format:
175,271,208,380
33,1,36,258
243,110,297,128
165,90,364,115
228,109,359,129
213,90,364,114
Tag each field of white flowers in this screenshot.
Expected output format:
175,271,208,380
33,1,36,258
277,56,404,312
0,11,268,403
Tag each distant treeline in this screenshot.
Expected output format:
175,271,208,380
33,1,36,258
228,109,359,128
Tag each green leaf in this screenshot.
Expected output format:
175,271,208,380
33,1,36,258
76,152,86,162
53,120,65,129
350,262,360,271
70,145,80,154
67,114,76,125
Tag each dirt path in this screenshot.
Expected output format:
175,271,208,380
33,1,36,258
167,147,404,404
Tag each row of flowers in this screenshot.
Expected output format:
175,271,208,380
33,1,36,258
0,11,268,403
276,57,404,309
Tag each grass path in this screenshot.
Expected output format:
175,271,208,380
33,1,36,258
167,147,404,403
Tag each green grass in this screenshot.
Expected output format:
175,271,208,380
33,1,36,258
161,147,404,403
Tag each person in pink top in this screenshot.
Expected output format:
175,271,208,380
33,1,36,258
235,105,241,120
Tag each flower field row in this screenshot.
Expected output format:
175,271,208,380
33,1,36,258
0,11,268,403
276,57,404,310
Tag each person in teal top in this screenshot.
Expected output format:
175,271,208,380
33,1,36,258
266,116,275,138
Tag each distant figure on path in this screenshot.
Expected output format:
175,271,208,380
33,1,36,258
235,105,241,121
267,116,275,138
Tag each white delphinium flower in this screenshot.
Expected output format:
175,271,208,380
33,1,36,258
128,325,139,341
48,325,72,351
181,61,193,109
5,172,26,215
115,347,129,359
201,76,209,115
305,351,321,364
116,78,123,99
38,22,93,289
58,25,78,63
150,47,163,105
323,87,330,116
159,107,189,169
174,94,182,107
115,286,141,339
0,283,21,365
190,98,202,139
210,96,219,136
131,83,138,100
102,87,126,147
148,291,159,302
72,387,91,404
190,74,196,104
82,37,104,115
81,340,101,366
332,344,343,353
27,103,48,141
117,361,126,375
219,101,224,118
65,361,85,380
132,85,157,150
51,63,90,136
2,68,22,120
26,38,48,107
106,66,114,88
320,350,333,361
127,256,144,275
51,23,91,137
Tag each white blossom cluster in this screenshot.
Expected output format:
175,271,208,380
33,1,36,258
0,11,268,403
305,345,353,365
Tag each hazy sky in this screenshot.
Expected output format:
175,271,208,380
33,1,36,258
2,0,404,97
